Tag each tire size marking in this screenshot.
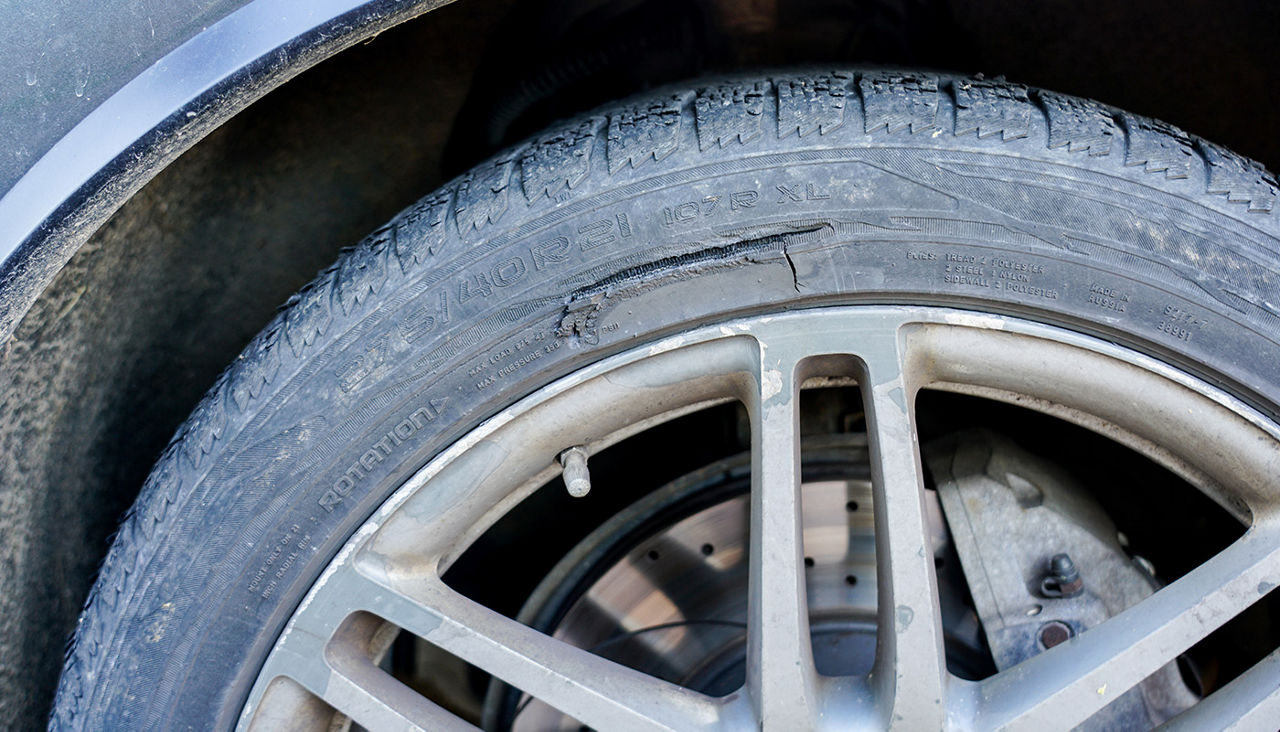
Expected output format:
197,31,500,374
659,183,831,227
447,213,634,313
337,332,391,393
661,192,753,226
430,178,828,329
337,292,452,394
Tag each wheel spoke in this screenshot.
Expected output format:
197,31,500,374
323,645,478,731
352,566,722,732
745,337,819,728
1160,645,1280,731
859,330,948,729
259,612,474,731
977,521,1280,730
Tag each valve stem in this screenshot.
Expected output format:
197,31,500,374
559,446,591,498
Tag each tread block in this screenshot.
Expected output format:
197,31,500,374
1122,114,1195,179
777,73,851,138
1199,140,1278,213
521,119,601,201
606,94,685,173
56,662,84,713
953,79,1031,140
335,227,390,316
138,457,179,541
695,81,769,150
860,72,938,134
283,273,334,358
92,553,129,612
228,327,282,411
393,192,451,271
179,381,228,470
1038,91,1117,156
455,159,514,233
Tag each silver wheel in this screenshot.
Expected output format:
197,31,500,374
238,306,1280,731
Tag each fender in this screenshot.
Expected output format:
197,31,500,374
0,0,451,347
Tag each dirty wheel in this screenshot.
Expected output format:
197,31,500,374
54,71,1280,730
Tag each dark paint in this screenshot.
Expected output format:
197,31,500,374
0,0,450,348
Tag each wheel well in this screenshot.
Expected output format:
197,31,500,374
2,0,1278,726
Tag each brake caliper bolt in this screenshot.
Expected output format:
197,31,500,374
559,446,592,498
1040,552,1084,598
1038,620,1074,649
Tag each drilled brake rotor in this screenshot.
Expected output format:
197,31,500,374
498,443,989,730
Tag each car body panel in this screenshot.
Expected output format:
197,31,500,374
0,0,450,347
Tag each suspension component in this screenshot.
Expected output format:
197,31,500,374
1041,553,1084,598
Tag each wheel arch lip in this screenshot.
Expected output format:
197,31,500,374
0,0,453,348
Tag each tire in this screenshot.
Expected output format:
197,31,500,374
52,70,1280,729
